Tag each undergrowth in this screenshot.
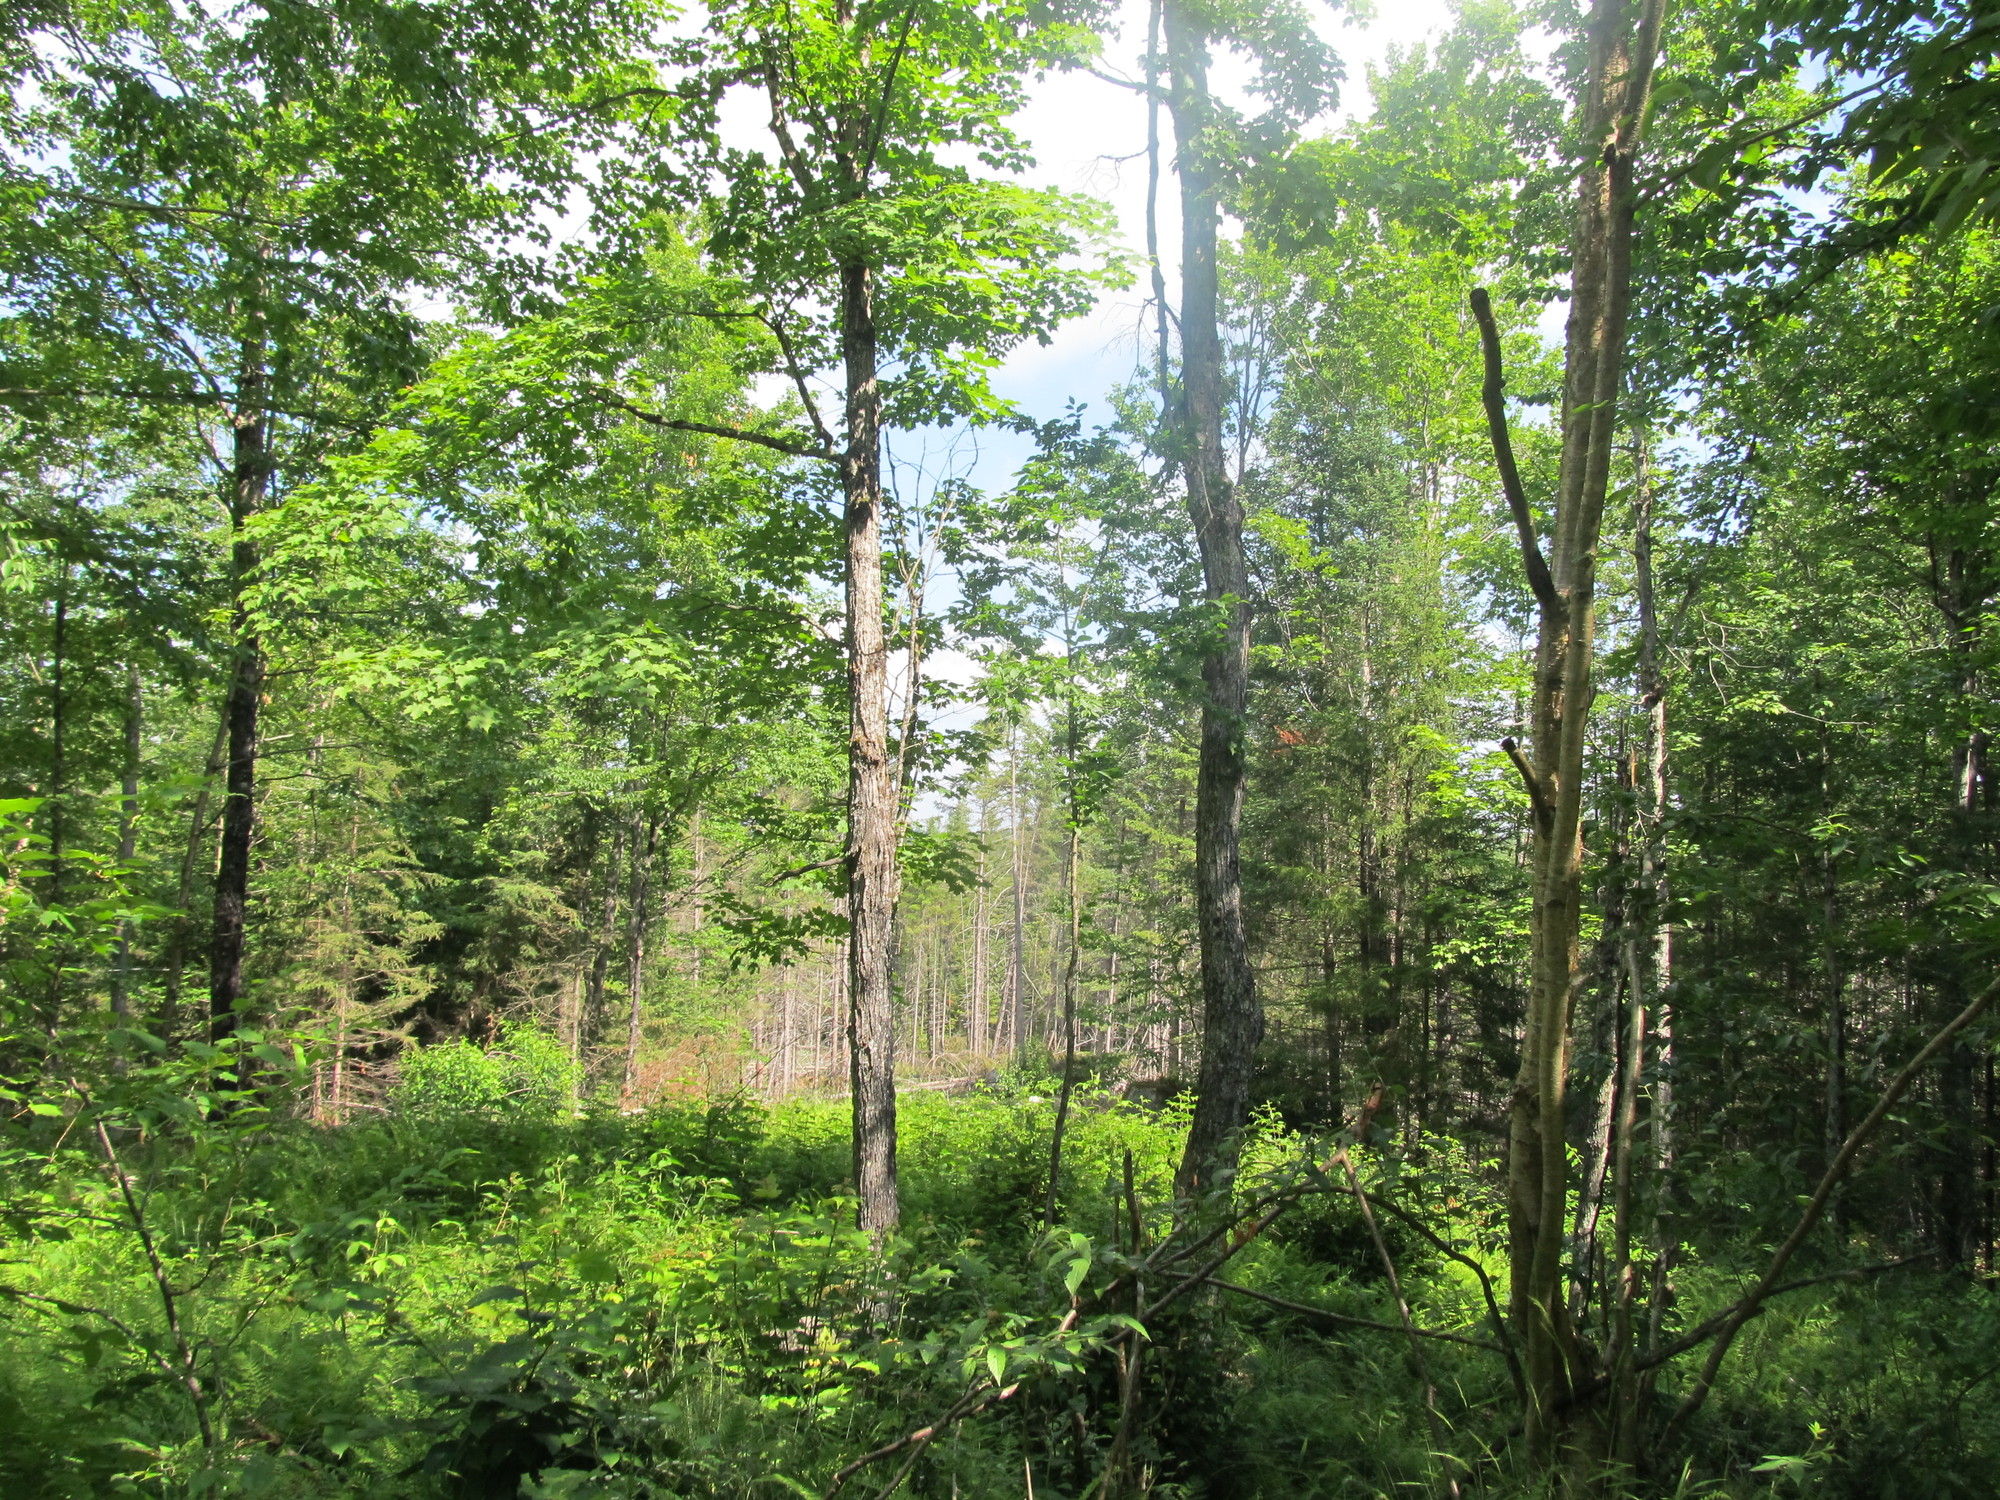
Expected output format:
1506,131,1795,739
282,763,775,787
2,1071,1996,1498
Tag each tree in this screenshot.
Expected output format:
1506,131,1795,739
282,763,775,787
0,0,649,1048
659,0,1119,1233
1470,0,1669,1468
1147,0,1337,1199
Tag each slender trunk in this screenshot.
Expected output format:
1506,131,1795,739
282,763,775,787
973,829,989,1054
1634,436,1678,1374
587,822,625,1085
1944,579,1985,1263
111,663,142,1017
46,580,67,900
210,332,269,1049
38,575,70,1039
164,708,230,1031
842,255,900,1237
1474,0,1667,1466
619,813,660,1109
1322,929,1343,1127
1046,692,1085,1228
1166,0,1259,1200
1008,732,1027,1056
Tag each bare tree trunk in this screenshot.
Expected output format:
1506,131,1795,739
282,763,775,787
111,663,142,1018
1046,688,1085,1228
972,822,989,1055
842,255,900,1236
210,331,269,1051
163,708,229,1033
586,822,625,1087
1008,729,1028,1058
619,813,660,1109
1471,0,1667,1467
1633,436,1679,1375
1165,0,1260,1201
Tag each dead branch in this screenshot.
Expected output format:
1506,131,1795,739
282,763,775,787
1468,288,1560,618
1201,1277,1500,1351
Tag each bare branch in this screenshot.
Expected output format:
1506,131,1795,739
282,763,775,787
1203,1277,1501,1352
1469,288,1561,618
1501,737,1554,830
599,393,833,461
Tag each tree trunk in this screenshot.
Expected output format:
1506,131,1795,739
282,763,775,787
163,707,230,1032
209,338,268,1049
586,821,625,1085
1166,0,1260,1201
972,827,989,1054
1008,729,1028,1057
1473,0,1667,1468
1632,428,1680,1409
618,813,660,1109
1046,692,1085,1228
841,255,900,1237
111,663,142,1018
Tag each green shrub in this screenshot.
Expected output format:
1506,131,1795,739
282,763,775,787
394,1022,579,1120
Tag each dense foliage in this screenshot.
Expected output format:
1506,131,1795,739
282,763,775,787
8,0,2000,1494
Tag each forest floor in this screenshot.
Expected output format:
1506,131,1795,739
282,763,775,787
2,1083,1995,1499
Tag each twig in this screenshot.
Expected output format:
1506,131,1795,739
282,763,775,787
821,1306,1080,1498
1338,1142,1461,1499
88,1109,215,1450
1334,1186,1527,1408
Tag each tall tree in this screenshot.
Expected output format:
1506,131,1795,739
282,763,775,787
1151,0,1336,1197
666,0,1118,1233
1471,0,1668,1467
1,0,647,1045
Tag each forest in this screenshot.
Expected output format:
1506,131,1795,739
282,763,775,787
6,0,2000,1494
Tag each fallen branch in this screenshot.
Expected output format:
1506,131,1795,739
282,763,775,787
1202,1277,1500,1352
1338,1186,1527,1409
822,1379,1021,1500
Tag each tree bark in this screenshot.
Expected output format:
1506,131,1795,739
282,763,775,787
973,824,989,1053
209,334,268,1048
1473,0,1667,1467
112,662,142,1018
618,812,660,1109
1046,685,1085,1228
1008,727,1028,1057
1166,0,1260,1201
841,255,900,1237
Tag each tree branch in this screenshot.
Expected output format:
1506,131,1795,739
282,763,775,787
598,394,833,462
1469,288,1561,618
1501,737,1553,829
1205,1276,1501,1352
